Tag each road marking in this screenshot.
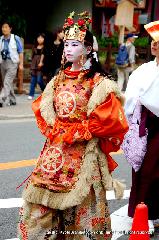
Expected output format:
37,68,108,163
0,159,36,170
107,189,130,200
0,189,130,209
5,239,19,240
111,204,132,240
0,150,123,171
0,198,24,208
111,205,154,240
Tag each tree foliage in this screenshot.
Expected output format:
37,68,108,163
0,0,27,37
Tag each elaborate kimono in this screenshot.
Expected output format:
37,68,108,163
18,67,128,240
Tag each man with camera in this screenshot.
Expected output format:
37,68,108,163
0,20,23,107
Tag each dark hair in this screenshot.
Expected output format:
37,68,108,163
84,30,108,79
32,33,45,57
33,32,45,47
63,30,112,79
52,27,64,41
1,20,12,29
37,32,46,39
84,30,93,47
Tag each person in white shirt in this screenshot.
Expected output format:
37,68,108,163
125,21,159,231
117,33,138,91
0,20,23,107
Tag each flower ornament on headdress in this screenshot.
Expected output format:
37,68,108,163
63,11,92,42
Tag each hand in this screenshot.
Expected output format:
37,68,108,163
18,63,23,71
43,75,47,80
38,62,43,68
130,63,135,71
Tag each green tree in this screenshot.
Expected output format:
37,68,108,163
0,0,26,37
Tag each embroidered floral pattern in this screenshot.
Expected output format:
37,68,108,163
56,91,76,117
41,147,64,173
18,189,111,240
32,140,86,192
30,69,100,192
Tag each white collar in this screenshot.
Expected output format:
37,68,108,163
125,59,159,116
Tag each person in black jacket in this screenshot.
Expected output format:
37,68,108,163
42,27,64,83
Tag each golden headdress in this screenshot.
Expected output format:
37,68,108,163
144,21,159,42
63,11,92,42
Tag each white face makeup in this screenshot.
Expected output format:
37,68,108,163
64,40,87,63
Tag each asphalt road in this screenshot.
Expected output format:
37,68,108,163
0,119,44,239
0,119,158,240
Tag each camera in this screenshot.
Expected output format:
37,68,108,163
1,49,9,60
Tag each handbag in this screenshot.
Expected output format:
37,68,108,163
121,101,148,172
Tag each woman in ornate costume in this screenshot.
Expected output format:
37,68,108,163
17,11,128,240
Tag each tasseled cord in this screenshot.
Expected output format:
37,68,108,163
16,174,31,190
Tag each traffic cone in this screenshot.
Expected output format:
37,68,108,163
129,202,150,240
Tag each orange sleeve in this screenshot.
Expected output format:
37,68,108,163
88,93,128,140
32,96,53,139
88,93,129,172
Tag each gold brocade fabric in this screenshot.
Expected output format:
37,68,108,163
18,188,111,240
30,68,100,192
